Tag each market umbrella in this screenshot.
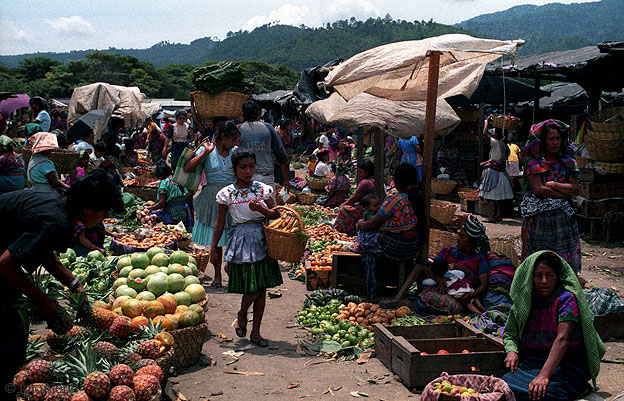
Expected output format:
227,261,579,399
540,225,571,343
66,110,105,144
0,94,30,117
78,109,106,127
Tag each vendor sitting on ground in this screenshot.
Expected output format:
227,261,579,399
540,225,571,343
423,258,485,315
0,135,24,194
313,150,331,177
320,163,351,208
65,151,90,187
145,165,191,229
27,132,69,191
502,251,604,401
119,138,139,167
333,160,377,236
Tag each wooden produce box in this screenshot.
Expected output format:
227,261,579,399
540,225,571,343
580,182,624,200
331,252,366,296
305,261,332,290
576,197,624,217
593,313,624,340
579,168,624,184
374,321,479,371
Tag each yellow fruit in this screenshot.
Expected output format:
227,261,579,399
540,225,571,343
442,385,452,393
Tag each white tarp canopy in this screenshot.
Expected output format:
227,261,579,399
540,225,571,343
68,82,148,139
306,34,524,138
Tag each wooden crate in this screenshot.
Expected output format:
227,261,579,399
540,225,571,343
576,198,624,217
594,313,624,340
331,252,366,296
392,333,506,387
305,261,332,290
374,321,479,371
580,182,624,199
579,168,624,184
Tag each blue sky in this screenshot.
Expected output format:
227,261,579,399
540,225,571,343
0,0,597,55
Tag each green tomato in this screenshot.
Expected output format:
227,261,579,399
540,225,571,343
341,340,352,348
325,325,338,336
311,327,323,335
346,334,359,346
337,330,347,338
358,331,369,340
360,339,373,349
323,334,332,341
332,334,342,342
338,320,351,331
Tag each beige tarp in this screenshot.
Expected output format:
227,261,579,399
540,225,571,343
67,83,147,139
306,34,524,138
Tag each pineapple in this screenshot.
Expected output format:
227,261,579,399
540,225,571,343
92,307,115,330
109,317,133,338
24,359,54,383
69,391,91,401
131,375,158,401
108,385,135,401
45,330,69,352
44,386,71,401
135,341,163,360
109,364,134,386
93,341,119,360
84,372,110,399
23,383,49,401
67,326,89,338
13,370,29,392
135,366,163,383
123,353,141,364
134,359,156,368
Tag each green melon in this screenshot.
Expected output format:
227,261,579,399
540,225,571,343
116,256,132,271
146,247,164,261
178,310,199,327
167,263,185,275
128,277,147,292
136,291,156,301
151,253,170,267
147,276,167,296
144,265,161,275
131,252,150,269
184,275,200,288
113,277,128,290
167,273,185,293
169,250,189,266
115,285,137,298
185,283,206,303
119,266,133,278
128,269,147,280
174,291,192,306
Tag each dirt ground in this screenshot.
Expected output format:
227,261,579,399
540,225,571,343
166,216,624,401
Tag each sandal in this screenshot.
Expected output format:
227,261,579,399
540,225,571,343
250,336,269,347
210,281,223,288
235,313,247,338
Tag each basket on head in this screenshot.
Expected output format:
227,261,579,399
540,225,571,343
297,193,319,205
19,148,82,175
263,206,307,263
431,178,457,195
492,115,520,131
306,176,329,191
190,91,248,120
589,107,624,133
430,199,458,226
586,130,624,163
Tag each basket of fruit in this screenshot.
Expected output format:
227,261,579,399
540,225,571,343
491,115,520,131
297,193,319,205
110,230,177,255
431,178,457,195
306,176,329,191
263,206,307,263
188,251,210,274
430,200,458,226
457,187,479,201
422,372,514,401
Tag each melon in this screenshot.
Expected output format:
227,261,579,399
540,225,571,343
182,266,192,277
189,264,199,276
115,285,137,298
159,266,169,273
152,315,173,330
113,277,128,290
143,301,165,319
121,299,143,318
146,247,164,261
396,306,411,317
174,291,192,306
136,291,156,301
116,256,132,271
157,295,177,314
184,275,200,288
131,252,150,269
175,305,188,314
167,273,185,293
119,266,133,278
132,316,149,332
147,276,167,297
144,265,161,275
185,283,206,303
167,263,185,275
188,304,205,323
188,255,197,265
165,314,179,329
178,310,199,327
128,269,147,280
151,253,169,267
154,272,168,281
128,277,147,292
169,250,189,266
113,295,131,309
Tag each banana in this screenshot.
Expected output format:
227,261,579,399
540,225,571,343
268,217,282,229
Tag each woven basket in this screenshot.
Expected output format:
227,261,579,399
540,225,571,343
456,107,479,122
263,206,307,263
576,157,592,169
457,187,479,201
177,239,191,250
276,192,297,205
169,322,209,370
125,186,159,202
430,200,458,226
306,176,329,191
155,348,175,375
189,252,210,274
429,229,457,258
595,161,624,174
586,130,624,162
431,178,457,195
297,193,319,205
19,148,82,175
492,115,520,131
190,91,249,120
491,240,520,267
589,107,624,133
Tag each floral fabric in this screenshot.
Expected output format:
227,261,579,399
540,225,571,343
216,181,273,225
434,246,489,289
377,193,418,234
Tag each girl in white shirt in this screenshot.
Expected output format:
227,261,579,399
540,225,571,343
313,150,331,177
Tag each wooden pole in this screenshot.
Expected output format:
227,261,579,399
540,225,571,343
357,127,364,174
477,103,485,178
420,51,441,258
373,127,385,199
532,77,540,124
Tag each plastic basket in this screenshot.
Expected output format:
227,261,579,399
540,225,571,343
263,206,307,263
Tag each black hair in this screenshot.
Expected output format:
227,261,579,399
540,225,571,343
231,148,256,170
50,109,60,118
360,193,379,208
540,123,569,146
66,169,123,216
154,164,172,179
213,116,228,128
29,97,47,111
394,163,426,236
431,259,449,278
443,134,455,146
358,159,374,178
309,154,317,160
214,120,240,143
281,119,294,128
175,109,188,119
123,138,134,150
534,252,562,276
318,150,329,161
330,162,337,173
94,142,107,153
242,100,260,121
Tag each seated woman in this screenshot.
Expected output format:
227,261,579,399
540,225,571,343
65,151,90,187
321,163,351,208
145,165,191,229
313,150,331,177
119,138,139,167
334,160,377,236
27,132,69,191
502,251,605,401
356,163,425,300
0,135,24,194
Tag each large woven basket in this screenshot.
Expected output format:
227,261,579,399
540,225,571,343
125,186,159,202
190,91,249,120
297,193,319,205
429,229,457,258
491,239,520,267
306,176,328,191
586,130,624,162
576,157,592,169
457,187,479,201
492,115,520,131
155,348,175,376
19,148,82,175
263,206,307,263
431,178,457,195
430,199,458,226
169,322,209,370
188,251,210,274
589,107,624,133
594,161,624,174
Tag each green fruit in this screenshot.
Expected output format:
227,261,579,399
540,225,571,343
146,276,167,296
311,327,322,335
182,265,192,277
128,277,147,292
116,256,132,271
188,255,197,265
185,283,206,303
160,266,169,273
113,277,128,290
325,325,338,335
128,269,147,280
87,250,105,262
332,334,341,342
154,272,168,281
115,285,137,298
146,247,164,261
169,250,189,266
338,320,351,331
341,340,352,348
189,264,198,275
337,330,347,338
144,265,161,275
131,252,150,269
167,263,185,275
346,334,359,346
360,339,374,349
167,273,185,293
151,253,170,267
179,310,198,327
136,291,156,301
119,266,133,278
184,275,201,288
174,291,192,306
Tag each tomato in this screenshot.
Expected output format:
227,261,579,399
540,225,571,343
462,349,470,354
437,350,449,354
341,340,352,348
338,320,351,331
346,334,359,346
420,352,428,356
325,325,338,335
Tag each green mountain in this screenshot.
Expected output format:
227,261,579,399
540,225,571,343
455,0,624,55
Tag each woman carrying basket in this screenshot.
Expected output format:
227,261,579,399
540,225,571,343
211,149,283,347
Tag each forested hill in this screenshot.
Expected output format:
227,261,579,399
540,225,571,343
0,18,468,70
455,0,624,55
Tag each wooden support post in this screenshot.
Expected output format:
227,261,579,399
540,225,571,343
373,127,385,199
477,103,485,178
420,51,441,258
357,127,364,173
532,77,540,124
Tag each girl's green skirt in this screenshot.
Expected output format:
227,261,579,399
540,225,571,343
227,257,283,294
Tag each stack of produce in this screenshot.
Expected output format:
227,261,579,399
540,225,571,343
432,379,484,396
116,231,176,249
307,241,348,270
59,250,116,299
266,214,303,233
191,61,251,93
334,302,398,332
111,248,206,330
305,223,353,242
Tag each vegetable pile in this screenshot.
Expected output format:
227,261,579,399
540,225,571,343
59,249,115,300
191,61,251,94
305,223,353,242
116,231,176,249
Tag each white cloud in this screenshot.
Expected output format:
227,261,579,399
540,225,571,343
243,0,380,31
46,16,96,36
0,19,32,54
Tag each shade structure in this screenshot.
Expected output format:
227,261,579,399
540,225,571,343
306,34,524,138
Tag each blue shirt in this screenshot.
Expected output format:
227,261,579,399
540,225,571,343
195,145,237,184
36,111,51,132
398,136,420,166
27,153,57,191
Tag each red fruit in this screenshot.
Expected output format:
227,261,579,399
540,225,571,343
83,372,110,399
13,370,29,392
108,385,135,401
109,317,134,338
136,340,163,359
24,359,54,383
134,359,157,368
23,383,49,401
44,386,71,401
135,365,163,383
437,349,449,354
70,391,91,401
109,364,134,386
132,376,158,401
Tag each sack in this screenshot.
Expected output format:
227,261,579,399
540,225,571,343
172,146,202,191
